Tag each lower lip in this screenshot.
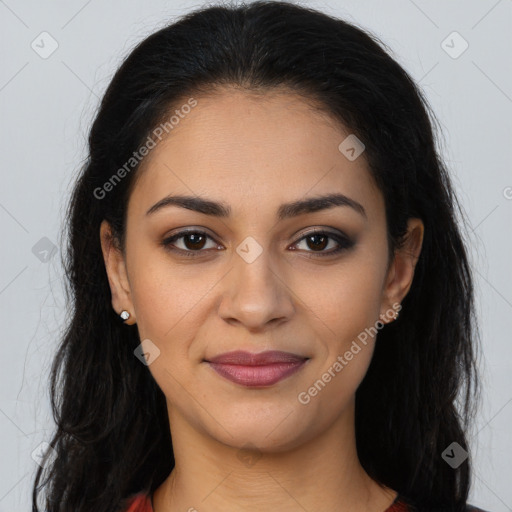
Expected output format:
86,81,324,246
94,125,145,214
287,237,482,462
207,360,308,387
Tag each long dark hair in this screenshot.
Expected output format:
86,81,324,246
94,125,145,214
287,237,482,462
32,2,481,511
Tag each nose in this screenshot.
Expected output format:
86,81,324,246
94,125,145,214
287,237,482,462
217,244,295,332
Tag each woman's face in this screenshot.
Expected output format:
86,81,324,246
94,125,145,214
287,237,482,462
101,87,423,452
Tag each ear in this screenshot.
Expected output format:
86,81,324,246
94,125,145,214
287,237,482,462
100,220,136,325
379,218,424,323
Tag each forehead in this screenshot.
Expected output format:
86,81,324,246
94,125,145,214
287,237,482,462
128,88,383,223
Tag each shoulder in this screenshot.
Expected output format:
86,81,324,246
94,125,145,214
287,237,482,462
465,506,489,512
121,492,153,512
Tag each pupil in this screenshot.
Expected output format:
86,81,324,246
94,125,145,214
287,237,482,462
308,234,327,251
187,234,205,250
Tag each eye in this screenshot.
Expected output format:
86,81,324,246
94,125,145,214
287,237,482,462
161,228,355,258
291,229,355,257
161,229,221,257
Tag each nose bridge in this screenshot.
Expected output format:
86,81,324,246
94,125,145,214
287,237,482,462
218,235,294,329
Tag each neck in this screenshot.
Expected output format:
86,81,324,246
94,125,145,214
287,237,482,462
153,397,397,512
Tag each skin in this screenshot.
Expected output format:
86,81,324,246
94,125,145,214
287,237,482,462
100,86,424,512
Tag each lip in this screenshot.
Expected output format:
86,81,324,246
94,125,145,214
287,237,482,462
205,350,309,387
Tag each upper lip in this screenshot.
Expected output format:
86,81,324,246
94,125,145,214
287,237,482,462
206,350,308,365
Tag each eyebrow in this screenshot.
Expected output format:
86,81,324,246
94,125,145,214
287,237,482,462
146,192,367,220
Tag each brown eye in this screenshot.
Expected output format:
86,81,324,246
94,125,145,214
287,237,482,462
161,228,355,259
161,230,220,257
292,230,355,256
304,233,329,251
180,233,207,250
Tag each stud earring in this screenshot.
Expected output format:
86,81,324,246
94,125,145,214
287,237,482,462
120,310,131,321
379,307,400,324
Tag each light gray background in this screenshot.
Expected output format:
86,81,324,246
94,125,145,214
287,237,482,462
1,0,511,510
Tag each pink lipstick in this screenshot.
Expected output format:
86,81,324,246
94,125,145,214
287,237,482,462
205,350,308,387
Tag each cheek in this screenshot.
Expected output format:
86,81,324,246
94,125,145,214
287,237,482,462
126,249,219,390
127,261,207,410
298,255,385,401
129,269,173,340
128,249,212,341
305,259,386,341
297,272,383,424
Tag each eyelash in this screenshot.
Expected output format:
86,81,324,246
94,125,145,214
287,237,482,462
161,228,354,258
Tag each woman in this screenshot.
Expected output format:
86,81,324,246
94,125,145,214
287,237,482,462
32,1,486,511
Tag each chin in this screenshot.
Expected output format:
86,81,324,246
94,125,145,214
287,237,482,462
208,409,316,454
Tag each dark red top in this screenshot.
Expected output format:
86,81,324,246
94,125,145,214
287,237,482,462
123,493,152,512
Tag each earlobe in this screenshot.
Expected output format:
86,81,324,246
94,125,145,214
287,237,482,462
99,220,136,324
380,218,424,322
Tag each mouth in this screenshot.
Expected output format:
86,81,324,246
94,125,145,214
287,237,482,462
204,350,310,387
